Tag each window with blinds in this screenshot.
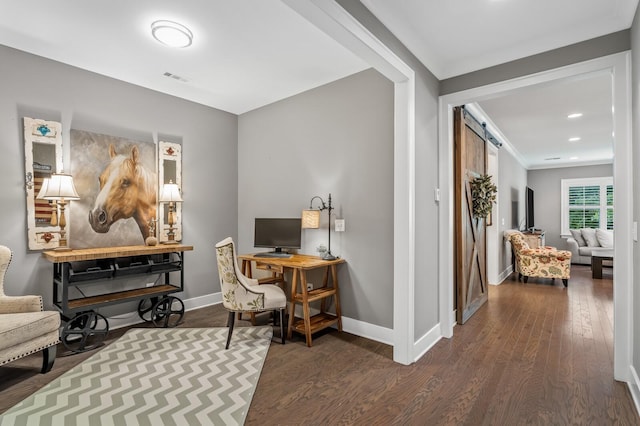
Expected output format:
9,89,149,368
561,177,613,235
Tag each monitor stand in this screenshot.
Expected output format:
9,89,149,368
254,248,292,258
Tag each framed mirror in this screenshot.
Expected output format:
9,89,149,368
158,141,182,243
24,117,63,250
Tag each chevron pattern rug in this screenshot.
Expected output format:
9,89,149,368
0,326,272,426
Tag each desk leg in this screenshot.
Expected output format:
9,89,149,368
287,269,298,340
331,265,342,332
299,270,313,347
242,259,252,278
320,267,329,313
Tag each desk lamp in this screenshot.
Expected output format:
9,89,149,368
302,193,336,260
159,180,183,244
41,173,80,251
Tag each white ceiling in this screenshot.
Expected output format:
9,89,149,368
361,0,635,170
362,0,638,79
476,73,614,169
0,0,636,168
0,0,368,115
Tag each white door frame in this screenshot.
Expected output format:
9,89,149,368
438,52,633,381
486,143,500,285
285,0,416,364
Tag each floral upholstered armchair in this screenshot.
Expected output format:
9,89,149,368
215,237,286,349
507,231,572,287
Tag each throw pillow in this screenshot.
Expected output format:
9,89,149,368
570,229,587,247
596,229,614,248
581,228,599,247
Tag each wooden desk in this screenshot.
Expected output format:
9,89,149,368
238,253,345,347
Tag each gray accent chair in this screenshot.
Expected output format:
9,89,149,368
0,245,60,373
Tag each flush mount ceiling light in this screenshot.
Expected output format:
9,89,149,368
568,137,581,142
151,20,193,48
567,112,583,119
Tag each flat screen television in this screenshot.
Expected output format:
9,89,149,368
254,218,301,256
525,186,535,230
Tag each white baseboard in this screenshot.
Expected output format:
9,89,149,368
497,264,514,284
293,304,393,345
341,315,393,345
413,323,443,362
182,292,222,311
629,365,640,417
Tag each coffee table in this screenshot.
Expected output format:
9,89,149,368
591,248,614,279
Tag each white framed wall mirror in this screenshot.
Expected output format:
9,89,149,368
24,117,63,250
158,141,182,243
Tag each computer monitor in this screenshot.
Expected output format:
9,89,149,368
254,218,301,255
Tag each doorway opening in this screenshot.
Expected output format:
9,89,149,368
439,52,632,381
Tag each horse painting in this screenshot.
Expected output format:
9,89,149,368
88,144,156,241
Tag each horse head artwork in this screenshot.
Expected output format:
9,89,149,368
88,144,157,241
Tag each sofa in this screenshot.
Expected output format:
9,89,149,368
566,228,613,265
0,245,60,373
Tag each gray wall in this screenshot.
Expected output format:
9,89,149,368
337,0,441,338
497,149,528,277
527,164,613,250
238,69,394,327
0,45,238,311
441,30,630,95
631,6,640,375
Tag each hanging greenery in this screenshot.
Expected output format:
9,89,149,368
470,174,497,219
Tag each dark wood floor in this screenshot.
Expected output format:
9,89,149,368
1,265,637,424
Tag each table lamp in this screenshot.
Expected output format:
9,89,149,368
36,177,58,226
41,173,80,251
159,180,183,244
302,193,336,260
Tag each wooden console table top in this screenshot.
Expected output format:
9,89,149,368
42,244,194,263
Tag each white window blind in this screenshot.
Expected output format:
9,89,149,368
561,177,613,235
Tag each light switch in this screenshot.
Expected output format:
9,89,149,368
335,219,345,232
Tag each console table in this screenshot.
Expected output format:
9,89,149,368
522,231,545,249
238,253,346,347
43,244,193,352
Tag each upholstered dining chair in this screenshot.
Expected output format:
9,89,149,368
0,245,60,373
215,237,286,349
508,231,572,287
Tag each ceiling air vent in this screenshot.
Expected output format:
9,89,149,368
544,157,561,161
163,72,188,83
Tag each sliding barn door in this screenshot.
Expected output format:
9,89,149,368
454,106,488,324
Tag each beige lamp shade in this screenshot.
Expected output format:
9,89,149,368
301,209,321,229
36,178,50,199
42,173,80,200
159,182,183,202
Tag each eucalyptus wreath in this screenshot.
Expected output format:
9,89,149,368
470,174,497,218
